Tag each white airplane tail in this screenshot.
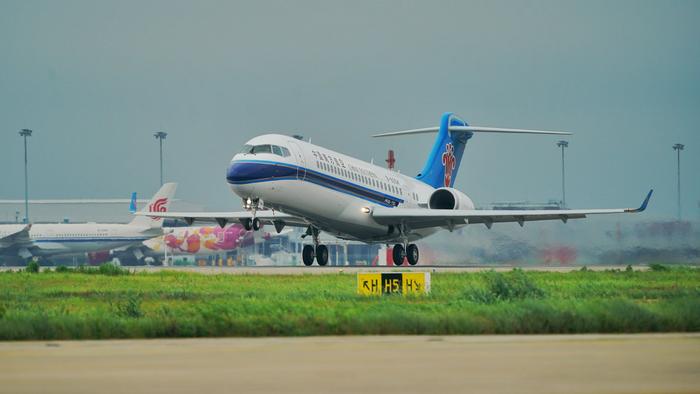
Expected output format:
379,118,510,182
129,183,178,228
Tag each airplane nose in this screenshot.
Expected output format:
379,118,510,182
226,161,268,184
227,160,296,184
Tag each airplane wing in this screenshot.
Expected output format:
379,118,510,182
371,190,653,230
134,210,309,229
0,224,33,250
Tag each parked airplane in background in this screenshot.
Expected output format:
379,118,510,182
0,183,177,262
143,223,275,256
139,112,652,266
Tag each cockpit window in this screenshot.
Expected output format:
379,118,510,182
242,144,291,157
252,144,272,154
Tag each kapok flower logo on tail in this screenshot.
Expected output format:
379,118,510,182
148,198,168,221
441,143,456,187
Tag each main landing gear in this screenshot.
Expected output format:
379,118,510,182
392,243,419,266
301,226,328,266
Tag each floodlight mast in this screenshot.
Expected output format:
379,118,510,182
673,143,685,220
154,132,168,186
19,129,33,223
556,140,569,208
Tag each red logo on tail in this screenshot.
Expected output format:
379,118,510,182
441,143,456,187
148,198,168,221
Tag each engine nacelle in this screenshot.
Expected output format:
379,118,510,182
428,188,475,210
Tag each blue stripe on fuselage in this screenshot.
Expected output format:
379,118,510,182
227,160,403,207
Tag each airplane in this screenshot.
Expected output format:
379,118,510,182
0,183,177,263
137,112,652,266
142,223,276,256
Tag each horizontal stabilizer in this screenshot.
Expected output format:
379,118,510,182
373,125,571,138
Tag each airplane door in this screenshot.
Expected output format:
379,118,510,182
288,141,307,180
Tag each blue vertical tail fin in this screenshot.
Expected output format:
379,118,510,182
415,112,472,188
129,192,137,213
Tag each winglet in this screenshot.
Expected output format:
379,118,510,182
627,189,653,213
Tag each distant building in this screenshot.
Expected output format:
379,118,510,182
0,199,203,224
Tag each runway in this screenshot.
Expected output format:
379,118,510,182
0,264,650,275
128,264,648,275
1,334,698,394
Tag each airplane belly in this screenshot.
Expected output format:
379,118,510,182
263,180,390,240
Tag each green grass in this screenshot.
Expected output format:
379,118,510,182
0,266,699,340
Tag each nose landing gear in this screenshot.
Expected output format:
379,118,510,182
242,198,263,231
242,217,261,231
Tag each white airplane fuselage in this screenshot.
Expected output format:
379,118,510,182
227,134,469,243
0,223,159,258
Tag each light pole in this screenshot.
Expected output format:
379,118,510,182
154,132,168,186
673,143,684,220
556,140,568,208
19,129,32,223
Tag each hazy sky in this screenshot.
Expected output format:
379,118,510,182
1,0,698,220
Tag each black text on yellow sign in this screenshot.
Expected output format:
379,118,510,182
357,272,431,295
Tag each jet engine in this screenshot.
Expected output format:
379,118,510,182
428,187,475,210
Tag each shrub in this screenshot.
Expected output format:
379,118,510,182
482,269,545,301
464,287,498,304
25,261,40,273
71,263,130,276
55,265,70,273
116,293,144,318
98,263,129,276
649,263,670,272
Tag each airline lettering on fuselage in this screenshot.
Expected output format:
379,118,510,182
442,143,456,187
148,198,168,221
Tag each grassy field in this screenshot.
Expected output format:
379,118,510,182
0,265,698,340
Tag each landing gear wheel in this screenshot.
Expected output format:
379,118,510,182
406,244,419,266
316,245,329,266
392,244,405,266
243,218,253,231
252,217,262,231
302,245,315,266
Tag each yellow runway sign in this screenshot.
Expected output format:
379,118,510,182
357,272,431,295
